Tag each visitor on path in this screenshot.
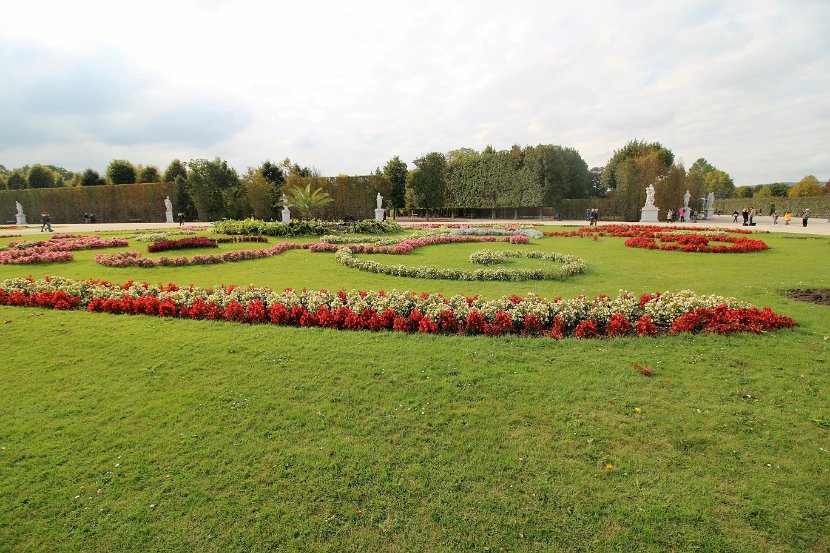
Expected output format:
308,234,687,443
679,208,686,223
732,209,739,223
589,208,598,226
749,207,756,225
784,211,792,225
666,209,673,223
177,212,185,226
772,211,778,225
802,209,810,227
742,208,749,225
40,211,53,232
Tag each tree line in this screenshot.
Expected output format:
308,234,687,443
3,141,827,221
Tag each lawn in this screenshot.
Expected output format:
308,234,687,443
1,226,828,551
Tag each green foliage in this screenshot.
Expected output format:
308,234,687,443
284,183,334,219
138,165,161,184
789,175,823,197
106,159,137,184
411,152,447,213
242,168,276,220
163,159,187,183
589,166,606,197
80,168,104,186
6,169,27,190
383,156,408,213
212,217,402,236
187,158,240,221
259,160,285,187
0,181,177,223
602,140,675,190
703,169,735,196
173,175,195,218
755,183,790,197
27,164,56,188
733,185,754,198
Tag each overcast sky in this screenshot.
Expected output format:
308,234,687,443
1,0,827,185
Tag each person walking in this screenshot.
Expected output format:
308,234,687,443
40,211,53,232
177,212,185,226
742,208,749,225
749,207,756,225
784,211,792,225
803,208,810,227
732,209,739,223
771,210,778,225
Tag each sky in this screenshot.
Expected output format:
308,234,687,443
1,0,828,185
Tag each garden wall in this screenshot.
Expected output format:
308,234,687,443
1,182,176,224
715,195,830,216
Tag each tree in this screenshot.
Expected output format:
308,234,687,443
788,175,823,197
383,156,408,216
703,169,735,196
755,183,790,197
822,179,830,195
242,168,277,220
173,175,196,219
284,183,334,219
106,159,137,184
589,166,606,197
138,165,161,183
164,159,187,182
187,158,240,220
601,140,674,190
410,152,447,217
6,169,27,190
80,168,104,186
259,160,285,186
27,164,56,188
537,145,592,205
733,186,754,198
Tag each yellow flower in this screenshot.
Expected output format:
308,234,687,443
606,463,614,470
634,407,642,414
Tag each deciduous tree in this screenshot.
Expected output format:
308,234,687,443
164,159,187,182
138,165,161,183
383,156,408,216
410,152,446,217
106,159,137,184
187,158,240,220
788,175,823,197
27,164,56,188
6,169,27,190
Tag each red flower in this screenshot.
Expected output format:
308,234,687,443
605,313,631,337
574,319,599,338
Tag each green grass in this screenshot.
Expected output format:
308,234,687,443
1,226,829,551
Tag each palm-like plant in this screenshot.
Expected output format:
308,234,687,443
284,183,334,219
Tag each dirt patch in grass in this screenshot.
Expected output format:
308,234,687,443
784,288,830,305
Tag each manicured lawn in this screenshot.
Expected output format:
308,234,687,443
1,226,828,551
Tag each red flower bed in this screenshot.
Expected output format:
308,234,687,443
1,234,128,264
148,237,218,253
0,277,797,340
544,224,765,253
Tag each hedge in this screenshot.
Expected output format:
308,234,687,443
714,195,830,217
1,182,176,224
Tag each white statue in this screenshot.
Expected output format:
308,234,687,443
15,201,24,216
282,194,289,208
684,189,691,208
376,193,383,210
164,196,172,212
14,201,27,225
644,184,656,207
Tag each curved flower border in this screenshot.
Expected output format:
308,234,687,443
0,277,796,339
335,247,587,281
1,234,128,265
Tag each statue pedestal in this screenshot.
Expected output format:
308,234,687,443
705,208,714,220
640,206,659,223
281,207,291,224
15,214,27,225
374,208,385,222
165,211,174,223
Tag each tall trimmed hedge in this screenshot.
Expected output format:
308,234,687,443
715,195,830,216
1,182,176,224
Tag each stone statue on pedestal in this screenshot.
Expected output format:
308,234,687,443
15,201,27,225
164,196,174,223
640,184,659,223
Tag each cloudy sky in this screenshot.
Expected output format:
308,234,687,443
1,0,827,185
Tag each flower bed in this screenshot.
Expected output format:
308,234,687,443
0,277,796,339
544,224,766,253
0,235,128,264
97,242,304,268
469,250,507,265
335,247,587,281
148,237,218,253
451,227,545,239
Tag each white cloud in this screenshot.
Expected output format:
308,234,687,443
1,0,828,184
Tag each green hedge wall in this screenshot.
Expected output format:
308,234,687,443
1,182,176,224
714,195,830,216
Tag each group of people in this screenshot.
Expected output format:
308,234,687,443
587,208,599,226
665,207,695,223
82,213,96,224
734,207,813,227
